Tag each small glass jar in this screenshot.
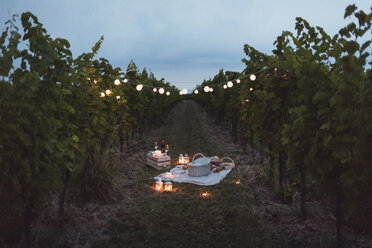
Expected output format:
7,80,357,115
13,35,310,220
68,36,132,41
164,181,172,192
155,179,163,191
179,154,184,164
184,154,189,164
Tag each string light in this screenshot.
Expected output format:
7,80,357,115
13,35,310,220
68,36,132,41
227,81,233,88
114,79,120,85
87,77,91,81
250,74,256,81
209,88,214,92
204,86,210,92
194,89,199,94
123,78,128,83
159,88,165,94
236,79,241,84
153,88,158,92
94,79,98,84
105,89,111,95
116,95,120,99
250,88,253,91
245,99,250,102
166,91,170,96
223,84,227,89
136,84,143,91
180,89,188,95
100,92,105,97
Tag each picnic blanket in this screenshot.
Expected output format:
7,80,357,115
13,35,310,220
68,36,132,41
153,165,233,186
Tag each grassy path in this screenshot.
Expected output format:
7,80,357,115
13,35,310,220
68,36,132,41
92,100,284,248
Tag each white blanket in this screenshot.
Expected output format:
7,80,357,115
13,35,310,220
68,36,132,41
153,165,232,186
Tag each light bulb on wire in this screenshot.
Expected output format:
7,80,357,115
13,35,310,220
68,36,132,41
223,84,227,89
194,90,199,94
153,88,157,92
159,88,165,94
123,78,128,83
166,91,170,96
114,79,120,85
227,81,233,88
209,87,213,92
105,89,111,95
116,95,120,100
250,74,256,81
204,86,210,92
100,92,105,97
136,84,143,91
236,79,241,84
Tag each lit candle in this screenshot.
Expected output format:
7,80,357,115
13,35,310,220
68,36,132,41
155,179,163,192
164,181,172,192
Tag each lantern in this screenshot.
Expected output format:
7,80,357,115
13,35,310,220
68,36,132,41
194,89,199,94
201,192,211,198
159,88,165,94
204,86,210,92
184,154,189,164
114,79,120,85
136,84,143,91
166,91,170,96
223,84,227,89
153,88,157,92
155,179,163,192
250,74,256,81
179,154,184,164
105,89,111,95
227,81,233,88
236,79,241,84
123,78,128,83
164,181,172,192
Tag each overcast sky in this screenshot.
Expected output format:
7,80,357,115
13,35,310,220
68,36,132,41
0,0,370,89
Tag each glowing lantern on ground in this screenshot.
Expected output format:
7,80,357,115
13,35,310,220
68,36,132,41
204,86,210,92
155,179,163,192
159,88,165,94
227,81,233,88
250,74,256,81
114,79,120,85
179,154,184,164
123,78,128,83
105,89,111,95
201,192,211,198
164,181,172,192
153,88,157,92
236,79,241,84
166,91,170,96
223,84,227,89
235,179,241,184
136,84,143,91
194,90,199,94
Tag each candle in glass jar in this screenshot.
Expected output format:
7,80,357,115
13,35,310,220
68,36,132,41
155,179,163,191
164,181,172,192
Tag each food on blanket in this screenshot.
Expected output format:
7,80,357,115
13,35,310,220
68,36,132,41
210,156,222,166
182,164,189,170
221,162,233,167
210,164,217,170
213,167,225,173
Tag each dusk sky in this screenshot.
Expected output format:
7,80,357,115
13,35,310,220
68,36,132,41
1,0,371,89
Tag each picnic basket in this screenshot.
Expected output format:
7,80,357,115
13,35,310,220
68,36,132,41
188,153,211,177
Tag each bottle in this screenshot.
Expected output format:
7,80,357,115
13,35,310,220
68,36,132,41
161,139,166,153
179,154,184,164
184,154,189,164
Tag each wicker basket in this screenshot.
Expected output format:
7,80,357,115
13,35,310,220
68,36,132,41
188,153,211,177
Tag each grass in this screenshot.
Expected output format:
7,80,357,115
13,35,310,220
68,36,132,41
92,101,286,248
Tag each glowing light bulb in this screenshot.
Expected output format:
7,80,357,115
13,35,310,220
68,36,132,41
250,88,253,91
223,84,227,89
153,88,158,92
87,77,91,81
194,90,199,94
166,91,170,96
250,74,256,81
245,99,250,102
227,81,233,88
114,79,120,85
100,92,105,97
116,95,120,99
123,78,128,83
94,79,98,84
236,79,241,84
179,91,183,95
136,84,143,91
209,87,213,92
159,88,165,94
181,88,188,95
105,89,111,95
204,86,210,92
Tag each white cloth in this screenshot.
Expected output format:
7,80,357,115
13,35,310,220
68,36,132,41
153,165,233,186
